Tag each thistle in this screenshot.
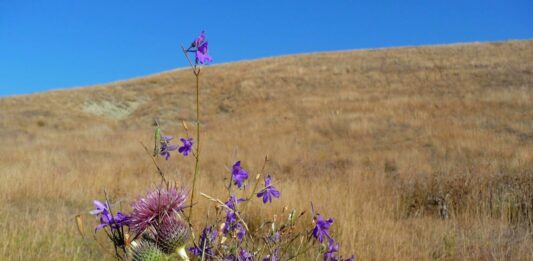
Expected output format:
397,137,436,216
154,217,190,255
130,185,188,235
131,240,167,261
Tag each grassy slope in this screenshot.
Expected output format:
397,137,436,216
0,40,532,260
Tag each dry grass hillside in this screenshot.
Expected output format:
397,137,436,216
0,40,532,260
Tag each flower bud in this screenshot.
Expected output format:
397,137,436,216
154,217,191,254
132,240,167,261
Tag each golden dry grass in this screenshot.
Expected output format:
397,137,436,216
0,40,532,260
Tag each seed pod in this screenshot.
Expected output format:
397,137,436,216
153,127,161,157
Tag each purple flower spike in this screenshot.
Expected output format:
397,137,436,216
160,135,178,160
189,31,213,64
257,175,281,204
313,215,334,243
231,161,248,189
178,138,194,156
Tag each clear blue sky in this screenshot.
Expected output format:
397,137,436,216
1,1,532,96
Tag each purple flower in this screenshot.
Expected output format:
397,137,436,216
189,31,213,64
268,231,280,243
160,135,178,160
191,31,205,47
235,222,246,241
324,240,339,261
178,137,193,156
91,199,130,232
256,175,280,204
225,195,246,210
263,249,279,261
188,226,217,257
239,248,253,261
225,209,238,226
130,185,188,234
90,200,109,216
231,161,248,189
196,41,213,64
313,215,334,243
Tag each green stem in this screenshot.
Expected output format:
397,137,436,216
189,70,201,222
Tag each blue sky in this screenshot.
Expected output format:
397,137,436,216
0,1,532,96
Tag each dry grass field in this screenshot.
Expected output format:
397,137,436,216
0,40,532,260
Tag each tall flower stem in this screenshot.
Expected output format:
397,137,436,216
189,68,201,223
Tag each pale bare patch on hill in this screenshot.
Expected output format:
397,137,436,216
0,40,532,260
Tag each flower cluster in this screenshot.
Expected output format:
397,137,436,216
85,31,353,261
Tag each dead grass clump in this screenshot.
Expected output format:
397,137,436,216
399,171,533,225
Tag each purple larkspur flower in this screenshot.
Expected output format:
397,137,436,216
239,248,254,261
313,215,334,243
91,200,130,232
90,200,109,216
223,195,247,240
235,222,246,241
178,137,193,156
188,31,213,64
256,175,280,204
231,161,248,189
188,225,217,257
225,195,246,210
324,240,339,261
160,135,178,160
130,185,188,234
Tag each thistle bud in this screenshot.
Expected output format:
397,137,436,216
132,240,166,261
154,217,190,255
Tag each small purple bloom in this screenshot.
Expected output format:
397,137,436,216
188,225,216,257
225,195,246,210
91,199,130,232
160,135,178,160
191,31,205,48
90,200,109,215
313,215,334,243
256,175,280,204
263,249,279,261
225,210,238,226
324,240,339,261
178,137,194,156
239,248,253,261
236,222,246,241
95,210,130,232
189,31,213,64
231,161,248,189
